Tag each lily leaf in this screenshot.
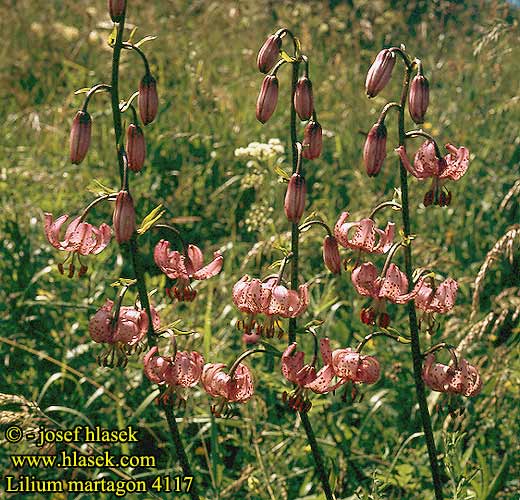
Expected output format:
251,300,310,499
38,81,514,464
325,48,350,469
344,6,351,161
137,204,165,235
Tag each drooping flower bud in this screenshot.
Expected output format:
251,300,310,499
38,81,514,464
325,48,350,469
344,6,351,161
126,123,146,172
138,73,159,125
257,34,282,74
256,75,278,123
108,0,126,22
70,110,92,165
365,49,396,98
363,121,387,177
294,76,314,121
302,120,322,160
284,173,306,223
408,74,429,124
113,190,136,244
323,235,341,274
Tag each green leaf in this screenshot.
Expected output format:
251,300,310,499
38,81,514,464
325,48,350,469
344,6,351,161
135,35,158,48
107,25,118,47
274,164,290,181
137,204,165,235
87,179,116,196
126,26,138,44
74,87,91,95
279,50,297,63
110,278,137,288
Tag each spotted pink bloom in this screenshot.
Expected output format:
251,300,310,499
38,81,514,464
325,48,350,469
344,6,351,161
88,299,160,346
44,213,111,255
334,212,395,254
154,240,223,280
232,275,277,315
422,354,482,397
154,240,222,301
332,348,380,384
352,262,422,304
415,278,458,314
305,339,381,394
396,141,469,181
233,275,309,337
201,363,254,403
281,343,318,387
143,346,204,388
267,283,309,319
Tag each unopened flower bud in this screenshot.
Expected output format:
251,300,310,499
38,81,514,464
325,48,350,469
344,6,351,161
294,76,314,121
70,110,92,165
138,74,159,125
113,190,136,243
365,49,396,98
323,235,341,274
284,173,306,223
108,0,126,22
256,75,278,123
126,123,146,172
408,74,429,124
363,121,387,176
257,34,281,74
302,120,322,160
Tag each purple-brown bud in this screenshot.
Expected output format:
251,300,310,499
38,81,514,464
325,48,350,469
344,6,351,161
113,190,136,244
363,121,387,177
108,0,126,22
365,49,396,98
257,34,282,74
294,76,314,121
138,74,159,126
408,74,430,124
69,110,92,165
284,173,306,223
302,120,322,160
323,235,341,274
256,75,278,124
126,123,146,172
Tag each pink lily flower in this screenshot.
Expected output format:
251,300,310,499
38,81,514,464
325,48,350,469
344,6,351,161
233,275,309,338
334,212,395,254
352,262,424,327
422,354,482,397
415,278,458,314
154,240,223,301
201,363,254,404
44,214,111,255
305,339,381,394
143,346,204,388
395,141,469,206
281,343,318,388
352,262,422,304
89,298,160,346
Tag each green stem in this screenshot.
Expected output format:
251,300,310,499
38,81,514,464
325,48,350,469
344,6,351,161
110,12,126,186
397,56,444,500
287,56,335,500
162,403,200,500
110,8,199,498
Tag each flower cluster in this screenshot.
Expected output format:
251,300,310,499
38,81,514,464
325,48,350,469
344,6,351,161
233,275,309,340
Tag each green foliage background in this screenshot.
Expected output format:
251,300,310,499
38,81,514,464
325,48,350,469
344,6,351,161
1,0,519,498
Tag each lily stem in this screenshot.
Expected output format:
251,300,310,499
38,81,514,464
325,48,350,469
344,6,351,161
397,53,444,500
109,8,199,499
287,53,335,500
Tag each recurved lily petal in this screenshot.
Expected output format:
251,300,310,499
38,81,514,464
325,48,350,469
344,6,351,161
351,262,380,298
379,263,423,304
442,144,469,180
228,364,254,403
416,278,458,314
202,363,254,403
89,299,114,343
153,240,189,280
191,251,223,280
143,346,172,385
166,351,205,388
281,343,317,387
